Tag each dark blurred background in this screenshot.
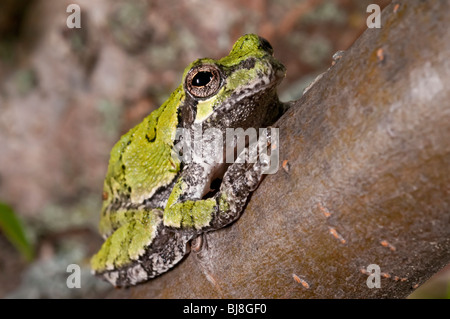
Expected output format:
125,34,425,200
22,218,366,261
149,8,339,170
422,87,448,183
0,0,448,298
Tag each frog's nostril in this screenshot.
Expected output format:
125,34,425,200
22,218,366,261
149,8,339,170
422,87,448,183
258,36,274,55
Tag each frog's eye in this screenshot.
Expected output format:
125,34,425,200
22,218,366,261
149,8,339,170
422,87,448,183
185,65,221,99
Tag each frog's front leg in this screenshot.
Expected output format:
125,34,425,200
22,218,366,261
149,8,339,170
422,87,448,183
163,141,268,232
162,161,222,230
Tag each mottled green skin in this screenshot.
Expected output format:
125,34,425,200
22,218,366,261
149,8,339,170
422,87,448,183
91,34,287,286
92,209,161,270
97,87,182,238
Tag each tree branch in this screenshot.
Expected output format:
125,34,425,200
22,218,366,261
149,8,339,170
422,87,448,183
108,0,450,298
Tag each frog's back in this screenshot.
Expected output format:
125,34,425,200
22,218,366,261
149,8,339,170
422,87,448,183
99,87,183,235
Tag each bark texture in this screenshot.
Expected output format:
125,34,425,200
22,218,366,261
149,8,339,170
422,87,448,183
109,0,450,298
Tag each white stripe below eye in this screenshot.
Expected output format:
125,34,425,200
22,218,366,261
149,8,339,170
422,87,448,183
195,74,274,123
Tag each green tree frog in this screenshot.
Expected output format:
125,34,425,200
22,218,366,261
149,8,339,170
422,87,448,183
91,34,288,287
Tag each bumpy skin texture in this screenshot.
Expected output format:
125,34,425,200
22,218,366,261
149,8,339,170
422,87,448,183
91,34,288,287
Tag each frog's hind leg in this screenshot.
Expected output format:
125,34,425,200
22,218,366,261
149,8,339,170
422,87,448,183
91,209,192,287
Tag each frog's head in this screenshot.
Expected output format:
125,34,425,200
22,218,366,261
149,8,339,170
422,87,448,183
181,34,286,129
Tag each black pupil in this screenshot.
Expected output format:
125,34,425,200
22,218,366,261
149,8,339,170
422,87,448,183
192,71,213,87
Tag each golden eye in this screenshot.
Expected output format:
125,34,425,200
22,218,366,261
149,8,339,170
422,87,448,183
185,64,221,98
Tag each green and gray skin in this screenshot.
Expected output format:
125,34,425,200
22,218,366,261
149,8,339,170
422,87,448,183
91,34,288,287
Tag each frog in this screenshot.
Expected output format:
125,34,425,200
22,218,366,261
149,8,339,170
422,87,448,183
90,34,288,287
